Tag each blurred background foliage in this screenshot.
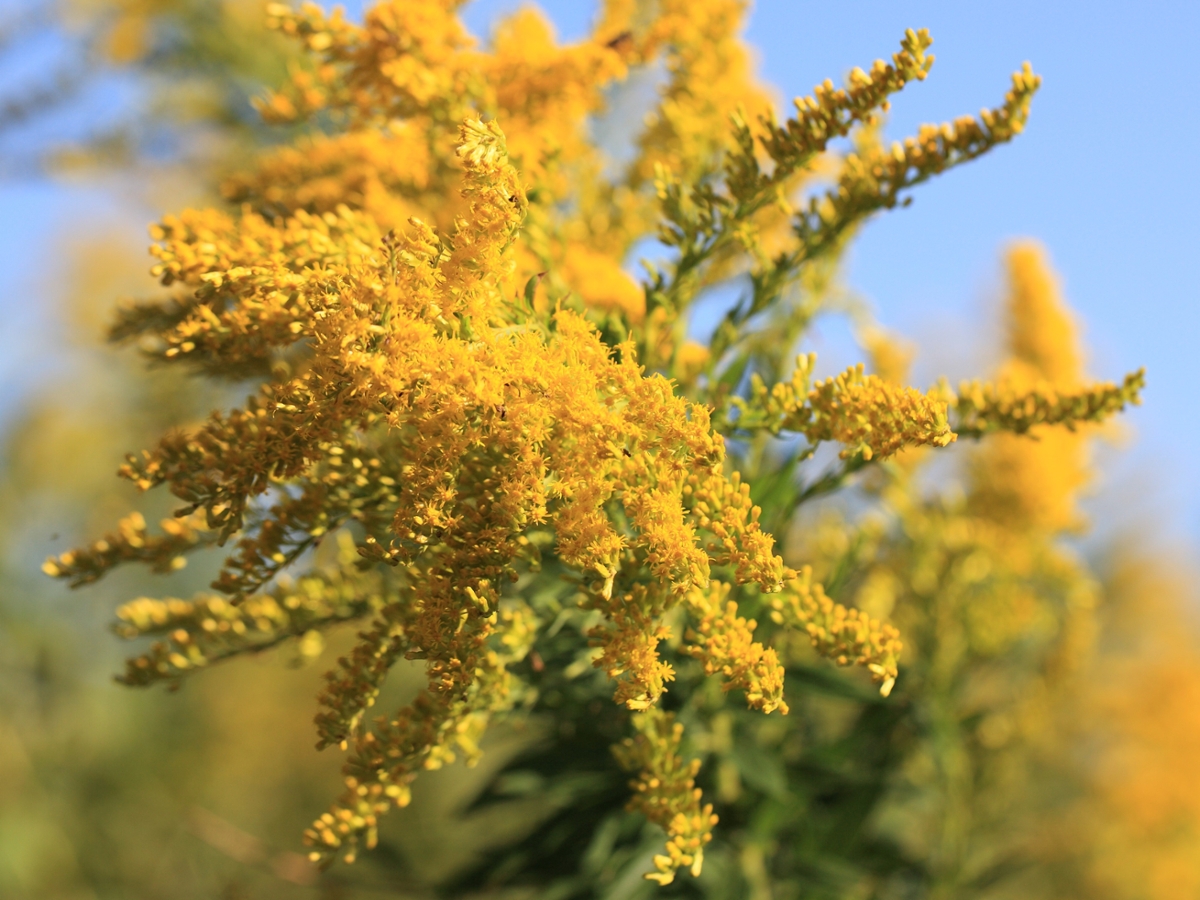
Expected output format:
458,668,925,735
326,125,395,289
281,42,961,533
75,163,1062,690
2,2,1199,899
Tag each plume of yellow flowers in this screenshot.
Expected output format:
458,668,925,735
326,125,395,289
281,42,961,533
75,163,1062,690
770,566,903,696
45,0,1146,885
52,115,786,869
724,353,956,460
964,241,1139,532
613,708,720,885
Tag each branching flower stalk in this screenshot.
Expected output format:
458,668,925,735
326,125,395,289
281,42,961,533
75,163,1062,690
45,1,1144,887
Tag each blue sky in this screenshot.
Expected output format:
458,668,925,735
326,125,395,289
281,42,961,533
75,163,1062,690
2,0,1197,545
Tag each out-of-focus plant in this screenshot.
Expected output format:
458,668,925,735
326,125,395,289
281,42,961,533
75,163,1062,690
0,0,300,176
14,2,1199,899
1066,552,1200,900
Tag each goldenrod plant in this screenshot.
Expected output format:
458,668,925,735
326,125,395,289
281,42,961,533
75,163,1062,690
28,1,1180,896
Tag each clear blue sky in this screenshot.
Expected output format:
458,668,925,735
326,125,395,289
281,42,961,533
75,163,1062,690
2,1,1197,544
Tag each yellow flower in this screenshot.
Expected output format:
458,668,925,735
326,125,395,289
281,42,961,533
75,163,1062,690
561,243,645,322
965,242,1142,532
51,2,1149,883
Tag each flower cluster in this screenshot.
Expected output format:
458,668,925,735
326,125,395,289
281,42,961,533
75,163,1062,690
685,581,788,714
48,116,784,871
45,1,1148,886
112,533,386,685
965,242,1140,532
725,353,955,460
612,709,719,886
952,371,1144,439
41,510,210,585
770,566,903,696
